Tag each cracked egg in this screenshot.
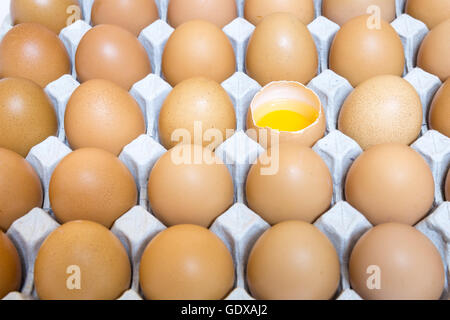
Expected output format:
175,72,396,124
246,81,325,149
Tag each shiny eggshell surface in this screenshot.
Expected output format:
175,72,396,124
244,0,315,26
34,220,131,300
162,20,236,87
0,23,71,87
246,144,333,225
139,224,235,300
345,143,434,226
75,24,151,90
338,75,422,150
10,0,81,34
329,15,404,87
91,0,159,36
429,79,450,137
168,0,237,28
247,221,340,300
0,78,58,157
64,79,145,155
406,0,450,29
417,19,450,82
147,144,234,228
0,148,43,231
49,148,137,228
322,0,396,26
349,223,445,300
246,13,318,86
0,231,22,298
158,77,236,150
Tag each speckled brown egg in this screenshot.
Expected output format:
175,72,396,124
0,78,58,157
158,77,236,150
338,75,422,150
0,23,71,87
75,24,151,90
247,221,340,300
0,231,22,298
417,19,450,82
329,15,404,87
246,144,332,225
139,224,235,300
168,0,237,28
91,0,159,36
34,220,131,300
162,20,236,87
244,0,314,26
345,143,434,225
406,0,450,29
0,148,42,231
429,79,450,137
65,79,145,156
11,0,82,34
148,144,234,228
49,148,137,228
322,0,396,26
246,13,318,86
349,223,445,300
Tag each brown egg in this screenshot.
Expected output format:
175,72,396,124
247,221,340,300
91,0,159,36
329,15,404,87
429,79,450,137
445,169,450,201
246,13,318,86
0,148,42,231
244,0,315,26
139,224,235,300
322,0,396,26
162,20,235,87
417,19,450,82
158,77,236,150
168,0,237,28
0,231,22,298
246,144,332,225
0,78,58,157
65,79,145,155
49,148,137,228
338,75,422,150
75,24,151,90
0,23,71,87
349,223,445,300
246,81,326,149
147,144,234,227
34,220,131,300
406,0,450,29
345,143,434,225
10,0,82,34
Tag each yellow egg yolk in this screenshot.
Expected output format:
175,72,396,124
255,99,318,132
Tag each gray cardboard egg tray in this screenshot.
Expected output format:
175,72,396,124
1,0,449,300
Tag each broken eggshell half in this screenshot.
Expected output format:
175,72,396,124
246,81,326,149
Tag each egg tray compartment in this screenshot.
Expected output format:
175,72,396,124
0,0,440,141
0,0,449,300
2,164,449,300
1,0,446,201
2,87,449,301
0,0,431,83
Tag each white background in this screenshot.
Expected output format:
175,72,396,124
0,0,10,25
